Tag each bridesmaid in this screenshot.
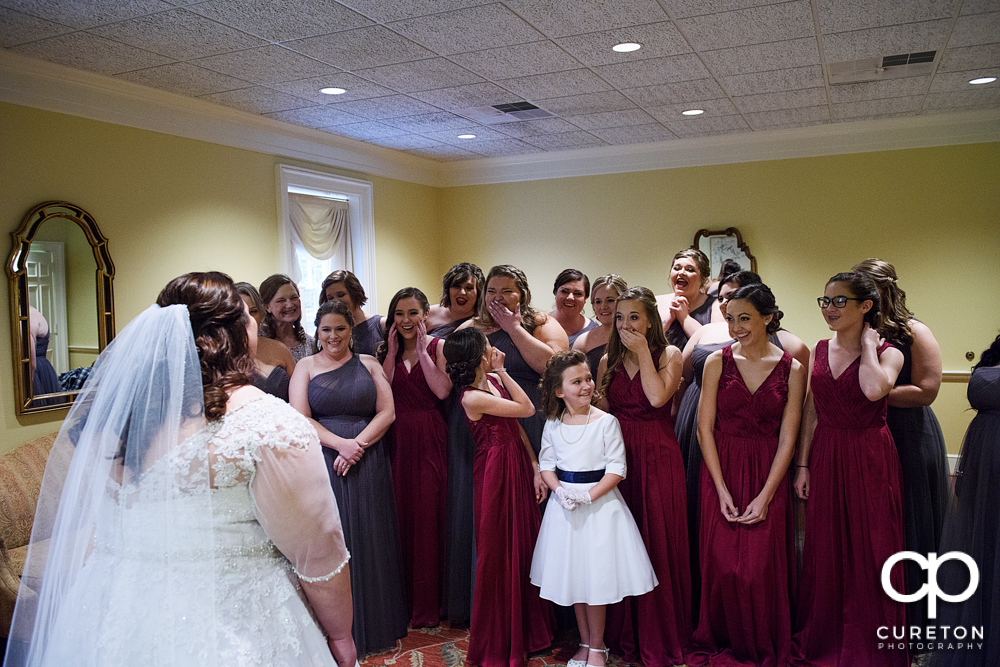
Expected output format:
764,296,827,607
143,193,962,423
320,269,384,356
597,286,692,667
289,299,408,657
426,262,485,336
573,274,627,383
460,264,568,456
259,274,315,361
445,327,553,667
656,249,714,351
685,283,805,667
853,258,949,636
377,287,451,629
790,272,907,667
549,269,597,347
236,282,295,401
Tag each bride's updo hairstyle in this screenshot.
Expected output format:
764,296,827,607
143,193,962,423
726,283,783,334
540,349,592,420
157,271,255,421
444,327,487,387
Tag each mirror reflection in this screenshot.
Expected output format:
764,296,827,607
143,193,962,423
694,227,757,285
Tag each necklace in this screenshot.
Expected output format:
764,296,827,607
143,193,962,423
559,404,592,445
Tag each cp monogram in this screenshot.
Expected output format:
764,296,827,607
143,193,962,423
881,551,979,619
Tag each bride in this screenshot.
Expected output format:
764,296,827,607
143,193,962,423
4,272,356,667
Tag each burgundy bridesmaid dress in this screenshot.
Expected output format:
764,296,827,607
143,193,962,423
686,346,793,667
463,376,553,667
390,338,448,627
790,340,907,667
605,348,692,667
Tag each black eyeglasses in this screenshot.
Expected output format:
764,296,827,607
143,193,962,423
817,296,864,309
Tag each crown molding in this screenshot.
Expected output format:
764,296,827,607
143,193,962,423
438,109,1000,186
0,49,445,187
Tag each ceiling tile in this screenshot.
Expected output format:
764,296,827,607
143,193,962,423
743,104,830,129
503,0,667,39
720,65,823,96
328,94,440,119
200,86,313,114
816,0,960,34
405,144,480,160
193,45,338,85
949,11,1000,48
828,76,930,103
822,20,952,63
658,1,781,20
448,40,582,80
268,73,396,104
522,130,607,150
366,134,446,150
11,31,172,74
0,7,73,47
645,97,739,121
354,58,483,93
0,0,172,29
623,78,727,105
321,120,410,139
336,0,489,23
937,43,1000,72
115,62,250,95
384,111,473,133
592,53,711,88
492,117,583,137
663,114,751,137
554,21,691,66
732,86,827,112
534,90,637,115
464,138,547,157
587,123,676,144
560,108,657,130
388,4,543,55
701,37,820,76
88,8,265,60
961,0,1000,14
263,105,362,128
411,82,522,111
930,69,1000,92
923,87,1000,110
287,25,434,70
187,0,373,42
677,1,814,51
421,126,513,145
831,95,924,119
500,68,612,99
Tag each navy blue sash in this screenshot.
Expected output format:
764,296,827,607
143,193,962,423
555,467,605,483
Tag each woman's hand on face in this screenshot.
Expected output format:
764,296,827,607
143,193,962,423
793,467,809,500
668,295,690,322
386,323,400,357
861,322,883,351
489,347,506,372
488,299,521,332
337,438,364,464
415,321,428,350
619,326,649,355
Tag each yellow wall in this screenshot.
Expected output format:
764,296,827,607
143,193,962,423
0,102,441,451
439,144,1000,454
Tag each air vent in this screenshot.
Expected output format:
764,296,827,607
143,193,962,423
455,102,555,125
828,51,937,85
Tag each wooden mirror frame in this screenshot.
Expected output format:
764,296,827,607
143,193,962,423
7,201,115,415
693,227,757,277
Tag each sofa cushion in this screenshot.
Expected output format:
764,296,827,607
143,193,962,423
0,435,57,550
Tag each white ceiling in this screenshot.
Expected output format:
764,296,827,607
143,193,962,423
1,0,998,164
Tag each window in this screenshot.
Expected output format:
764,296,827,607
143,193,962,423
277,165,376,328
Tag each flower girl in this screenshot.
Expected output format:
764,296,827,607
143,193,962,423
530,350,657,667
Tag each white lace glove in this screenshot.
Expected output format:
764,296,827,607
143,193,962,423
566,488,593,505
555,486,579,511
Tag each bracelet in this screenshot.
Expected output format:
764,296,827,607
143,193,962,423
295,550,351,582
794,465,808,469
492,367,507,373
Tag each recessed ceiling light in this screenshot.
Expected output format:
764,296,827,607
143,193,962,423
969,76,997,85
319,87,346,95
457,134,476,139
681,109,705,116
612,42,642,53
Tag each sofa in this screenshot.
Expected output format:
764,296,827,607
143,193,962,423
0,433,57,638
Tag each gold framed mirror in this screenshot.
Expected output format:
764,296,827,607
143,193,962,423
694,227,757,278
7,201,115,415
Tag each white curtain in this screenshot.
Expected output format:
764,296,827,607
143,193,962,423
286,193,351,283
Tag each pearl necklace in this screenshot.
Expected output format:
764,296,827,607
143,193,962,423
559,404,592,445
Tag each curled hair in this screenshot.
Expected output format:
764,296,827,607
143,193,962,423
852,258,914,347
827,271,881,329
601,286,669,398
476,264,545,335
377,287,430,363
157,271,255,421
553,268,590,299
591,274,628,303
540,349,592,419
727,283,783,335
440,263,485,310
258,274,305,344
444,327,487,387
974,331,1000,370
234,281,265,320
315,299,354,351
319,269,368,309
671,248,711,288
717,258,743,282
